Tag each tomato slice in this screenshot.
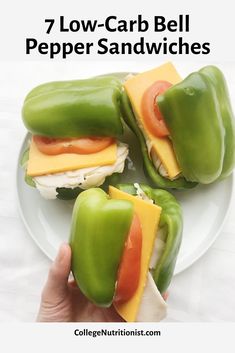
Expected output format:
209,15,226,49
33,135,114,155
141,80,172,138
114,214,142,304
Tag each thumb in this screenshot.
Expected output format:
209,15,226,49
41,243,72,304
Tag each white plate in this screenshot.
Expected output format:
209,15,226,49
16,124,234,275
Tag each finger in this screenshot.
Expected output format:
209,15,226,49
106,306,125,322
41,243,72,303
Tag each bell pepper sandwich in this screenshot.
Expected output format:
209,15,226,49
21,76,129,200
69,183,182,322
122,62,235,188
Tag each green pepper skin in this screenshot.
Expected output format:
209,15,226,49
120,91,197,190
70,188,134,307
116,183,183,294
22,76,123,138
200,66,235,180
158,66,235,184
56,187,81,200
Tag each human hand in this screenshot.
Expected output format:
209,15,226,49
36,243,124,322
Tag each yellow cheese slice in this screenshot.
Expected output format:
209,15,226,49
109,186,162,322
124,62,181,179
27,139,117,177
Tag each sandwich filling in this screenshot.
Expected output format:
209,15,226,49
34,143,128,199
134,183,167,269
23,139,128,199
109,185,167,322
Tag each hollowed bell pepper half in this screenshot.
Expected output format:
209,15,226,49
70,188,134,307
22,75,123,138
157,65,235,184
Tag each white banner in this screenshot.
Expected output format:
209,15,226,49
1,323,234,352
0,0,234,62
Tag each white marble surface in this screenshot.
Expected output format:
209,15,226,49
0,61,235,322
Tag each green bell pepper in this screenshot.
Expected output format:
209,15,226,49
120,91,197,190
21,148,80,197
55,173,122,200
70,188,134,307
157,66,235,184
22,76,123,138
115,183,183,294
